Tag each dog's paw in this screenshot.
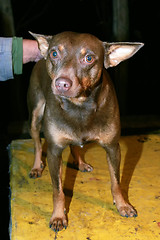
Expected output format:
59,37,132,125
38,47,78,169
29,162,45,178
79,162,93,172
49,215,68,232
118,203,137,218
29,168,43,178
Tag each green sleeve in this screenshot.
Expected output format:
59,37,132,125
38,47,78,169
12,37,23,75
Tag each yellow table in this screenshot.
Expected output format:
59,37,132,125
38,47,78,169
10,134,160,239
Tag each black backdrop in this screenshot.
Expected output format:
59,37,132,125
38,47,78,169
0,0,160,125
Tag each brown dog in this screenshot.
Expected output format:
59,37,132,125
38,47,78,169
27,31,143,232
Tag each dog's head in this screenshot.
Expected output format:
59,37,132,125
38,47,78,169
30,31,143,99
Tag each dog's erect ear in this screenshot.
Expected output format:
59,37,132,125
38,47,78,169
103,42,144,68
29,31,52,59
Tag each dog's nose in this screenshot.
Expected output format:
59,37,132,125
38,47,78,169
55,78,72,93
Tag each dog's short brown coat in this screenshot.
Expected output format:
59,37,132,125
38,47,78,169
27,31,143,232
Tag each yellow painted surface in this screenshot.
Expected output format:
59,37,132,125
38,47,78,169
10,134,160,240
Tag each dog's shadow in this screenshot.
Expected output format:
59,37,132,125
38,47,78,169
63,144,93,214
63,154,78,213
120,136,146,203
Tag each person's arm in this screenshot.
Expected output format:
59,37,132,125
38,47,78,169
0,37,42,81
0,37,14,81
22,39,42,63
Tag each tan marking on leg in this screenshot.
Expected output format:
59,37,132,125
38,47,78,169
29,100,45,178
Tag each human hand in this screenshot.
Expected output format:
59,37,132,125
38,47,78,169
23,39,43,64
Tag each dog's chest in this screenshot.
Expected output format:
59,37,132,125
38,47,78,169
44,102,103,147
46,118,100,148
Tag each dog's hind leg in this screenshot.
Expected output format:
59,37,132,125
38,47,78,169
28,99,46,178
70,145,93,172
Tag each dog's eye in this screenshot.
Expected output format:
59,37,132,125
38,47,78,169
50,50,58,59
85,55,94,63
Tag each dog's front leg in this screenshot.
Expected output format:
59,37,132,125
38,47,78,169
104,143,137,217
47,144,68,232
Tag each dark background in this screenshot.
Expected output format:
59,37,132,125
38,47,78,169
0,0,160,238
1,0,160,122
1,0,160,124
